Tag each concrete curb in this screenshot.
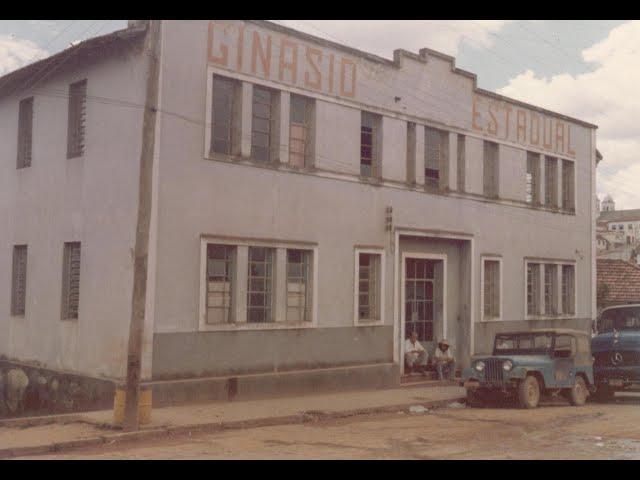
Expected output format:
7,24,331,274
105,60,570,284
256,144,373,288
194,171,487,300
0,396,464,459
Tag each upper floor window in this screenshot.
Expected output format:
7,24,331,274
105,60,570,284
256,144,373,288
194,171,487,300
483,141,499,198
544,156,558,208
424,126,447,191
561,159,575,211
457,134,465,192
289,94,314,168
406,122,416,184
360,111,381,178
251,86,277,163
544,263,558,315
527,262,541,316
17,97,33,169
526,151,540,204
561,264,575,315
67,79,87,159
211,75,240,156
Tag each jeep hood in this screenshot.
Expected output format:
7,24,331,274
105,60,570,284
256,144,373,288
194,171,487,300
469,354,550,367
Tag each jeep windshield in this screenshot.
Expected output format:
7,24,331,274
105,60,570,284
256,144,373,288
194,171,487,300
493,333,553,355
599,306,640,333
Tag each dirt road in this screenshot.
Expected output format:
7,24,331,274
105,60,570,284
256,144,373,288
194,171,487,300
24,395,640,459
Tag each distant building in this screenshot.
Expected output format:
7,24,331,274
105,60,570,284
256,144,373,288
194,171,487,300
597,259,640,310
601,194,615,212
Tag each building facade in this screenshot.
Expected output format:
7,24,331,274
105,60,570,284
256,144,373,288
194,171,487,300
0,21,599,400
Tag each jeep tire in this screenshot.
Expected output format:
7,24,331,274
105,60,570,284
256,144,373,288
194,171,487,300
466,389,483,408
569,376,588,406
518,375,540,409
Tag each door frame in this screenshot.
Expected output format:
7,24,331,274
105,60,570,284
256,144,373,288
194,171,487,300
400,252,447,375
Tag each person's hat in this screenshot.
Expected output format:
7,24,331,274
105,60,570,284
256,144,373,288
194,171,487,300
439,339,450,346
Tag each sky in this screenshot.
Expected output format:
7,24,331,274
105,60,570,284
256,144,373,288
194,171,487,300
0,20,637,209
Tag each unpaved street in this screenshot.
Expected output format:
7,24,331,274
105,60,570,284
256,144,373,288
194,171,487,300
23,395,640,460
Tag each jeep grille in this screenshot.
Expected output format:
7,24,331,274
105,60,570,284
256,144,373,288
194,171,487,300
485,358,504,383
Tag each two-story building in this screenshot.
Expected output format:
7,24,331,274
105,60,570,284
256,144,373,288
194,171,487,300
0,20,599,405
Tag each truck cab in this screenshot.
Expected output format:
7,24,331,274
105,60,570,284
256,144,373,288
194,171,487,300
592,304,640,400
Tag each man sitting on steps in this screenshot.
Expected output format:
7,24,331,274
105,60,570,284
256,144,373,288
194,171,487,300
434,339,456,381
404,331,428,376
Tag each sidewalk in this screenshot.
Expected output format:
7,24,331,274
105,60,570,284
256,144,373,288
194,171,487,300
0,383,465,458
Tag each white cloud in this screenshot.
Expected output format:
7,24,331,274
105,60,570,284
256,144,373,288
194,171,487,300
497,20,640,209
272,20,510,58
0,34,47,76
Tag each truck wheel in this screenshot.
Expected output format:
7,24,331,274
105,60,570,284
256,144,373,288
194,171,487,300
592,385,615,403
466,389,483,408
518,375,540,409
569,377,588,406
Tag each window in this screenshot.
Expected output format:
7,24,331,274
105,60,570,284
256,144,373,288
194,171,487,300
425,126,447,190
61,242,81,320
526,152,540,204
17,97,33,169
527,262,541,316
251,86,277,163
247,247,274,323
211,75,239,155
356,251,383,323
286,249,312,322
67,79,87,158
206,244,235,324
406,122,416,184
11,245,27,316
483,259,501,319
457,134,465,192
544,264,558,315
562,160,575,211
289,94,314,168
360,111,380,178
483,141,499,198
544,156,558,207
561,264,575,315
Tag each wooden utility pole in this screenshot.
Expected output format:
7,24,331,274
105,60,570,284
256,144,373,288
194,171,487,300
123,19,162,431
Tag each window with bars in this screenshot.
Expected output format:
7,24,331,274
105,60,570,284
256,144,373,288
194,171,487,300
247,247,274,323
17,97,33,169
67,79,87,158
206,244,235,324
358,252,381,322
211,75,239,156
286,249,312,322
457,134,465,192
61,242,81,320
561,264,575,315
527,262,541,316
11,245,28,316
483,259,500,319
544,264,558,315
289,94,314,168
360,111,380,178
251,86,277,163
425,127,446,190
545,156,558,207
406,122,416,184
483,141,499,198
562,159,575,211
526,151,540,204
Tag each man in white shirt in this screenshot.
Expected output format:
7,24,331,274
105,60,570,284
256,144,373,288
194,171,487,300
404,331,428,375
434,339,455,380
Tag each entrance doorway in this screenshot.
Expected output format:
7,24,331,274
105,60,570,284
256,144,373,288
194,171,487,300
400,253,447,375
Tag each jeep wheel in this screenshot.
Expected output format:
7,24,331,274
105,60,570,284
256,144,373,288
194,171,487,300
466,389,483,408
592,385,615,403
569,376,588,406
518,375,540,409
